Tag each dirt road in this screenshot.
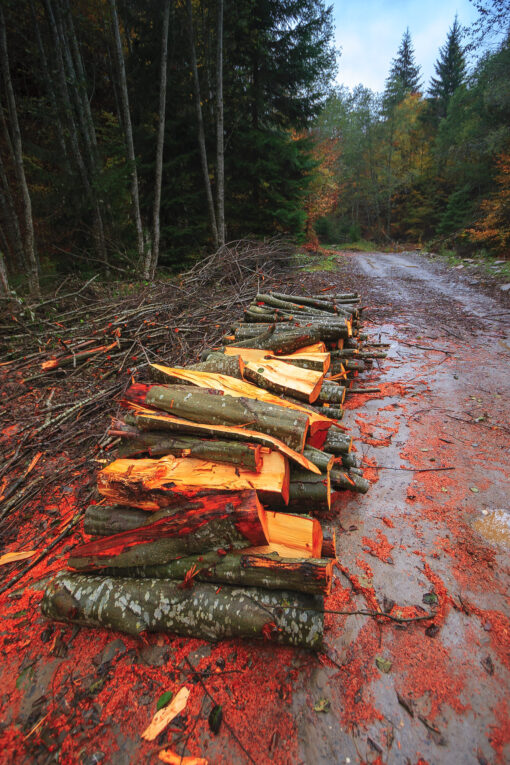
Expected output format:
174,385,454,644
1,251,509,764
295,250,510,765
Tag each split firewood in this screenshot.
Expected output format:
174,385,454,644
69,489,269,570
113,430,264,471
147,364,334,448
330,469,370,494
271,469,331,513
188,353,244,378
122,408,320,473
82,502,324,558
78,551,334,596
42,573,324,648
241,358,324,403
124,382,310,453
96,452,290,509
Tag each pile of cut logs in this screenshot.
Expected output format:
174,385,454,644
42,291,386,649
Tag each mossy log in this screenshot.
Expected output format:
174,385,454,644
84,550,333,596
317,406,344,420
323,430,352,455
318,381,346,405
330,469,370,494
113,431,263,471
84,504,152,536
69,489,268,571
188,353,244,378
272,470,331,513
303,446,335,473
42,573,324,649
124,383,309,453
229,327,323,355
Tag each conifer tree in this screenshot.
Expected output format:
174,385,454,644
429,17,466,119
384,29,422,109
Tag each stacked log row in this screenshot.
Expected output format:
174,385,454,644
42,290,384,649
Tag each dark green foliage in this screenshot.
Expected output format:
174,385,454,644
384,29,422,109
437,185,474,235
429,17,467,119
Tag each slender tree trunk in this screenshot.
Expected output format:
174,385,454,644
30,0,69,168
216,0,225,246
0,121,26,270
148,0,170,279
108,0,144,270
0,8,39,296
186,0,218,248
0,250,9,295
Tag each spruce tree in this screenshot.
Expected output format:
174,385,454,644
384,28,422,109
429,17,466,119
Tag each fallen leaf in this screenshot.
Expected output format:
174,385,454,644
375,656,392,673
0,550,36,567
470,487,480,493
422,592,438,605
142,686,190,741
159,749,207,765
313,698,330,713
156,691,173,711
441,487,448,493
208,704,222,735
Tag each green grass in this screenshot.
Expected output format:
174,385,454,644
323,240,387,253
432,246,510,281
294,251,340,272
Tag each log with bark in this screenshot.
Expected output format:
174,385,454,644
147,365,334,449
42,573,324,648
124,382,310,453
330,469,370,494
70,550,333,596
113,430,263,471
97,451,290,508
70,489,269,570
122,408,321,472
323,430,353,455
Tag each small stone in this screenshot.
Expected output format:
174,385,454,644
500,283,510,292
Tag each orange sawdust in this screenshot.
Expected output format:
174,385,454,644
361,455,380,484
488,699,510,763
362,529,394,564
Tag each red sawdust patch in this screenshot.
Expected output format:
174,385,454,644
362,529,394,564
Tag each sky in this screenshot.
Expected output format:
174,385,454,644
331,0,480,93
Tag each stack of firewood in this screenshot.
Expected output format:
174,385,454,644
42,290,385,649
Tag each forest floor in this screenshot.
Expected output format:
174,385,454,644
0,249,509,764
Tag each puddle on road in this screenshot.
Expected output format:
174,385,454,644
472,509,510,547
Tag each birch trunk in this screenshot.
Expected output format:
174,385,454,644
149,0,170,279
0,8,39,296
186,0,218,248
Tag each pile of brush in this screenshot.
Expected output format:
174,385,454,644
42,290,385,649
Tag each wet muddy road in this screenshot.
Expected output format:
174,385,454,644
296,251,510,765
1,252,509,765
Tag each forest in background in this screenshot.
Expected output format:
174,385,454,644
0,0,508,297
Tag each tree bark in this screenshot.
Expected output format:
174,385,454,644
149,0,170,278
42,572,324,648
303,446,335,473
216,0,225,246
69,489,268,570
0,7,39,296
283,470,331,513
189,352,244,378
124,383,310,453
0,250,9,294
317,406,344,420
330,469,370,494
84,504,152,536
114,431,263,471
74,551,333,596
321,529,336,558
229,327,323,355
186,0,218,248
323,430,352,455
318,381,346,405
109,0,145,271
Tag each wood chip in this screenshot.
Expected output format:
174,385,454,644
158,750,207,765
141,686,190,741
0,550,36,567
